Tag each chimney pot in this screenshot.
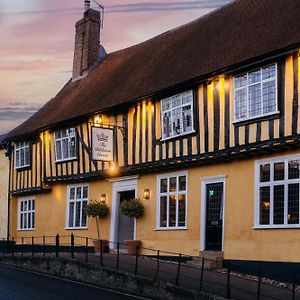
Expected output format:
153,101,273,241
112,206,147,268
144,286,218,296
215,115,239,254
84,0,91,11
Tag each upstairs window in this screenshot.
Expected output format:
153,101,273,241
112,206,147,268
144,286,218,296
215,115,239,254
55,128,77,162
234,64,278,121
15,141,30,169
161,90,194,140
256,155,300,228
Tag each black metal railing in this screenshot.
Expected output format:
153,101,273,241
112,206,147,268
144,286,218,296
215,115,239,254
0,235,298,300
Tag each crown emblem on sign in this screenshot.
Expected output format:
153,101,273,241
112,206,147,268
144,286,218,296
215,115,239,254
97,133,108,142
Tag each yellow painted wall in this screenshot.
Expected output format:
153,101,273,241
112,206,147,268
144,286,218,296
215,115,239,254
10,148,300,262
0,149,8,238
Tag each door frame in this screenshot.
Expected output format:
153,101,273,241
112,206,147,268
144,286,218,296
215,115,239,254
109,176,138,249
200,176,226,252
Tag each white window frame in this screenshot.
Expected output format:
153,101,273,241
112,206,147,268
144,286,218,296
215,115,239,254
66,183,89,230
18,197,35,231
15,141,30,169
255,154,300,229
54,128,77,162
160,90,195,141
156,171,188,230
234,63,279,123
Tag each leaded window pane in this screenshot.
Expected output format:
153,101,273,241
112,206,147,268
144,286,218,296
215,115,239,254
169,177,177,192
169,195,176,227
249,69,261,84
179,176,186,191
263,81,276,114
160,196,167,227
274,162,285,181
178,194,186,227
249,84,261,117
235,74,247,89
260,186,270,225
235,88,247,120
160,179,168,193
288,183,299,225
289,160,300,179
260,164,270,182
273,185,284,225
69,202,74,228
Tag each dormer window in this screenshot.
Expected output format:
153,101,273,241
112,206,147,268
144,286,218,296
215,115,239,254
15,141,30,169
234,64,278,122
54,128,77,162
161,90,194,140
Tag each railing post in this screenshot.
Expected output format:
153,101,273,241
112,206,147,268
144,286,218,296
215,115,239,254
292,273,295,300
116,242,120,271
56,234,59,258
134,246,139,275
154,250,160,281
21,237,24,257
100,240,103,266
85,237,88,263
257,270,261,300
199,257,205,291
42,236,45,257
2,238,5,256
71,234,74,259
31,236,34,257
226,263,231,299
175,253,182,286
11,237,14,257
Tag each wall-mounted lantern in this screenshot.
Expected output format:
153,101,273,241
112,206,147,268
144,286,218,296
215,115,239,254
143,189,150,200
100,194,106,203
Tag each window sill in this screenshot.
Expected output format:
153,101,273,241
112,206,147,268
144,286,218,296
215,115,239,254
65,227,88,230
16,166,31,172
17,228,35,231
55,157,77,164
160,130,196,142
155,227,187,231
233,111,280,126
253,225,300,229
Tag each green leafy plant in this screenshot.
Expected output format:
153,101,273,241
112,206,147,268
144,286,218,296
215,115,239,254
120,199,144,219
86,200,109,239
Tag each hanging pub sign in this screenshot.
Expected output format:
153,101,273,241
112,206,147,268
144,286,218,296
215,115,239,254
91,127,114,161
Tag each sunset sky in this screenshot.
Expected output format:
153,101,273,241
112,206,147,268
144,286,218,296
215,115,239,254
0,0,231,134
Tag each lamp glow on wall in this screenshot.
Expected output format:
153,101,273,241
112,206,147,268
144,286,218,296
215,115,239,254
93,115,103,127
100,194,106,203
143,189,150,200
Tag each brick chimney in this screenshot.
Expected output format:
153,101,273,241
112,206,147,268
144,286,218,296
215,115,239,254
72,0,101,81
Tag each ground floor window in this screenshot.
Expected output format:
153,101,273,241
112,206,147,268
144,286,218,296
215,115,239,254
18,198,35,230
157,172,187,229
256,155,300,227
67,184,88,229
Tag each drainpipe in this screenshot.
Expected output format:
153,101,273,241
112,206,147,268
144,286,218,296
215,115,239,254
5,143,12,240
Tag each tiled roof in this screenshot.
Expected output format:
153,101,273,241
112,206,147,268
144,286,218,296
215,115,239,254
6,0,300,140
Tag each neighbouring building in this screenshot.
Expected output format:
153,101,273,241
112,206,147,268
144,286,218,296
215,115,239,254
4,0,300,265
0,135,9,239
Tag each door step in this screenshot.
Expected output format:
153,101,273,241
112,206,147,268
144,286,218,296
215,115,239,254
187,251,224,270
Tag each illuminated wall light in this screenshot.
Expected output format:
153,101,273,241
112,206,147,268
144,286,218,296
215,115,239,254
143,189,150,200
100,194,106,203
93,115,103,126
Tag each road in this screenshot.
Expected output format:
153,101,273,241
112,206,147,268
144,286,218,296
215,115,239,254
0,264,151,300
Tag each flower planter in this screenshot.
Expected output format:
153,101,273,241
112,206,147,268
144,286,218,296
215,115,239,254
93,239,109,254
125,240,141,255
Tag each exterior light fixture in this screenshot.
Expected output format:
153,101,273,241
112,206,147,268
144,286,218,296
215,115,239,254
93,115,103,126
143,189,150,200
100,194,106,203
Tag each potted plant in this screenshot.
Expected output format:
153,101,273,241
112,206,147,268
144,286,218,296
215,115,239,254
120,198,144,255
85,200,110,253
